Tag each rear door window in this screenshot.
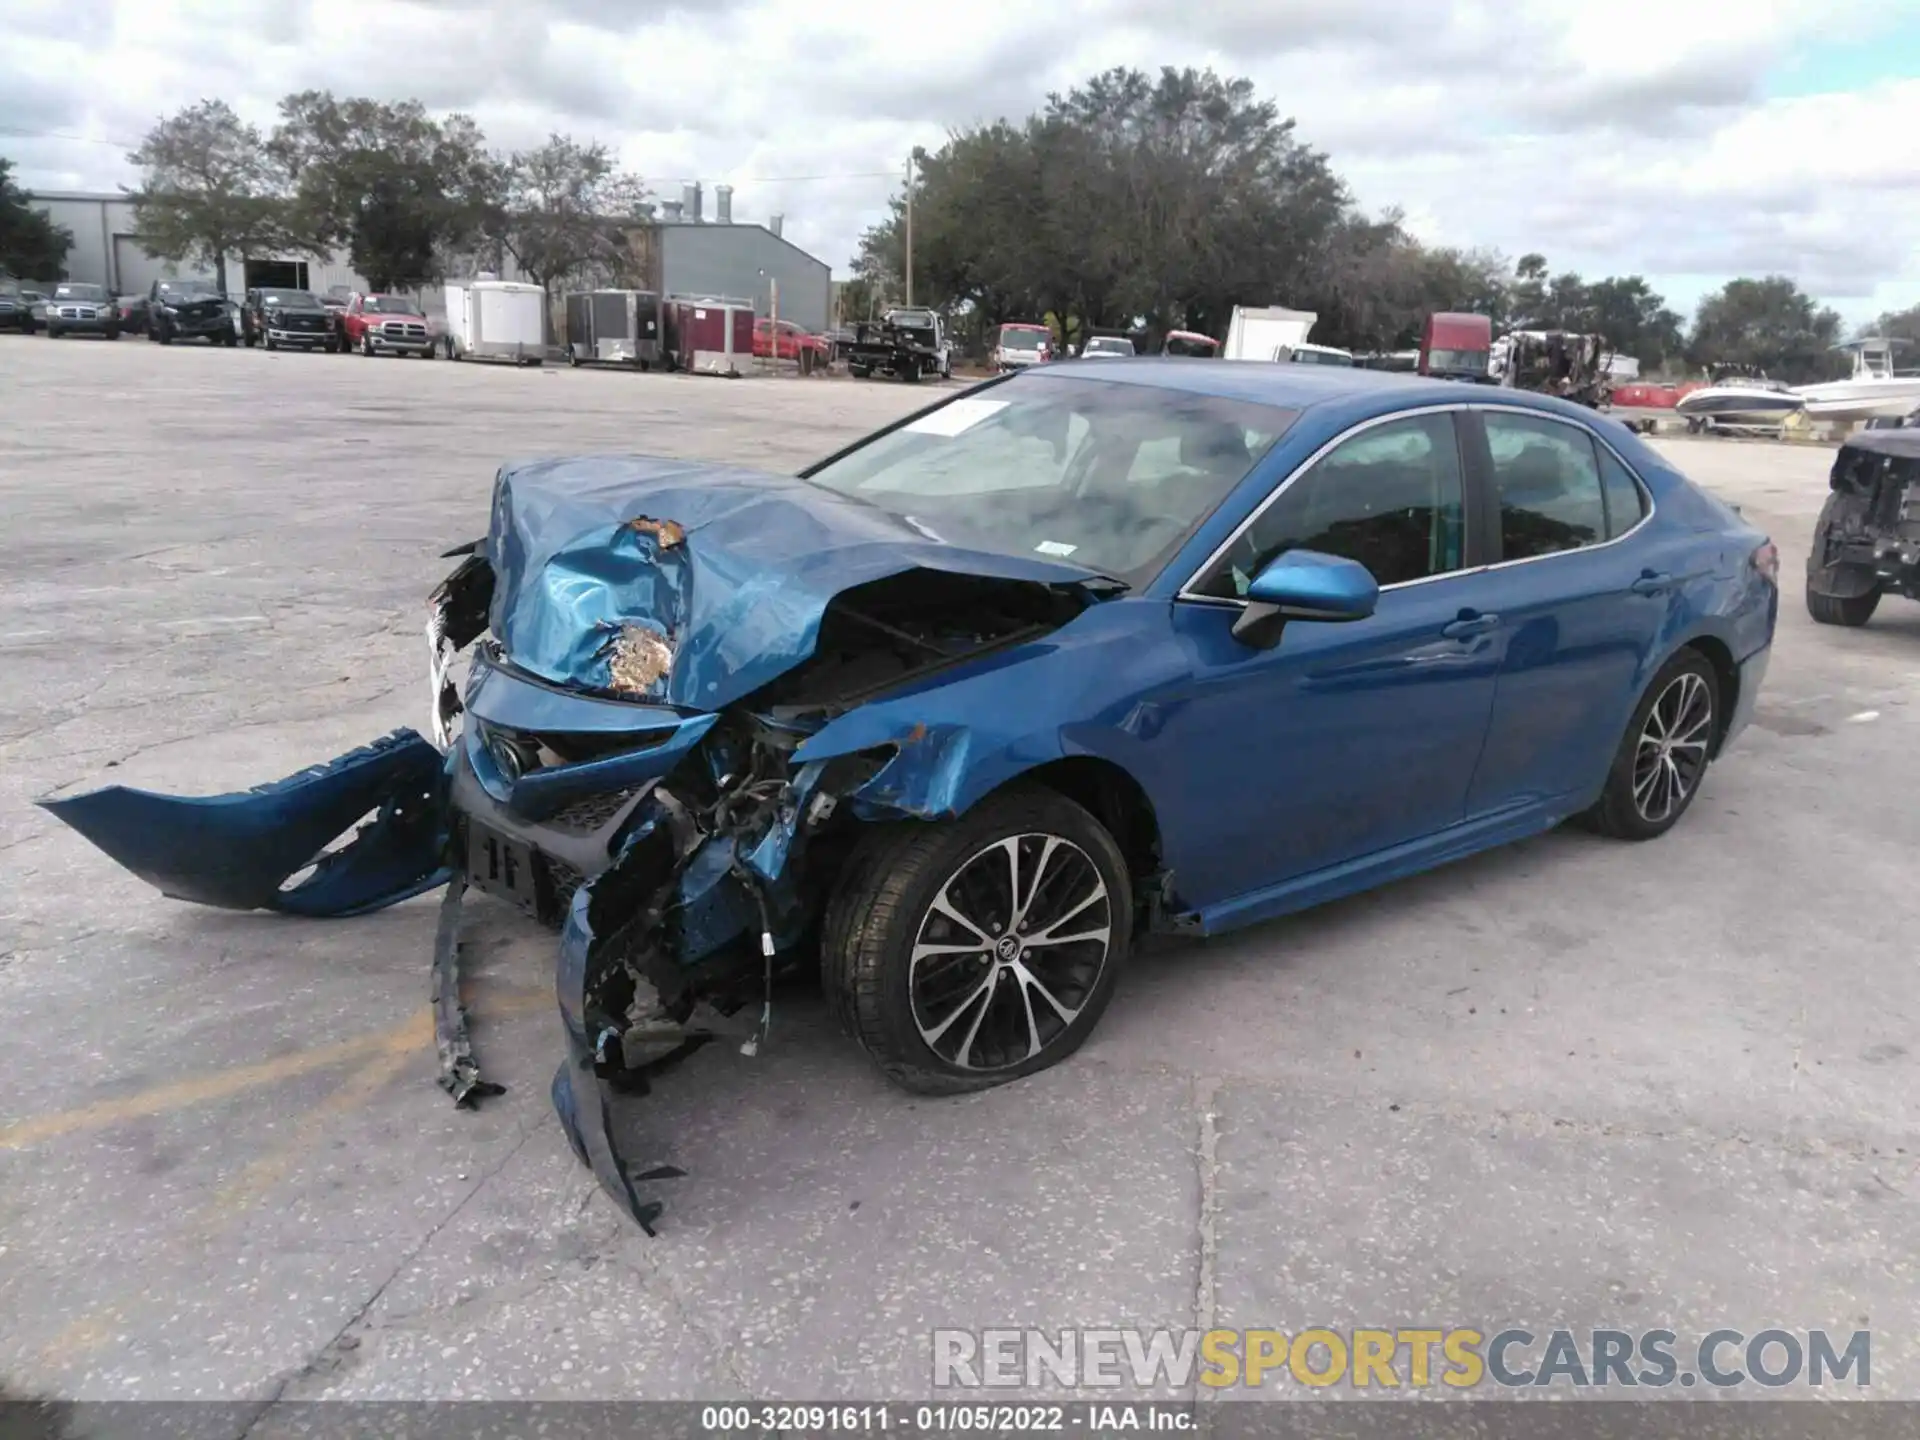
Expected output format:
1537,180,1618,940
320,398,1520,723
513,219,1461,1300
1482,412,1609,560
1596,445,1649,539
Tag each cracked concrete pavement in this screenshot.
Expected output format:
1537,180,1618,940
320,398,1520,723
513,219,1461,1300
1,335,1915,1406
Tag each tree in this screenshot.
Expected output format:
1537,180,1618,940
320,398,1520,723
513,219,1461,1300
853,66,1352,350
128,101,293,293
1582,276,1685,372
0,158,73,280
269,93,498,291
1869,304,1920,346
488,134,650,292
1508,253,1549,325
1689,276,1845,383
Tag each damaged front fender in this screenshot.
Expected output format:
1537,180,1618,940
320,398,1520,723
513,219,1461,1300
37,729,452,917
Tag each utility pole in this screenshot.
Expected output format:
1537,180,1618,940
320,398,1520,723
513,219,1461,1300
904,151,914,308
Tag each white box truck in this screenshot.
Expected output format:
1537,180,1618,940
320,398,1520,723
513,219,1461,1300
1223,306,1319,362
443,277,546,365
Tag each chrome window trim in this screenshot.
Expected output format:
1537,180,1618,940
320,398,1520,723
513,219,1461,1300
1173,400,1658,605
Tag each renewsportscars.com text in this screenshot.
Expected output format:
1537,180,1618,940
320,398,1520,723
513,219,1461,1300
932,1327,1871,1391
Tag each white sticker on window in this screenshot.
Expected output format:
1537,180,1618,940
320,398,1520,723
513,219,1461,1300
1035,540,1078,557
903,398,1010,437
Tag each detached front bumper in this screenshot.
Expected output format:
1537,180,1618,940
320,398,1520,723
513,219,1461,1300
166,316,235,339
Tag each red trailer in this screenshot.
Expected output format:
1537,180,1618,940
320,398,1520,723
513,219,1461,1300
663,297,754,376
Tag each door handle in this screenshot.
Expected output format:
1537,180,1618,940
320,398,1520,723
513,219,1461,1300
1631,570,1672,596
1441,610,1499,639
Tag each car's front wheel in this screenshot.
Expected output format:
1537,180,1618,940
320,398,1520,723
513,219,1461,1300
823,787,1131,1094
1580,648,1720,841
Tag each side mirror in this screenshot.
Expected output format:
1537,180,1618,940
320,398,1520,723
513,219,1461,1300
1232,549,1379,649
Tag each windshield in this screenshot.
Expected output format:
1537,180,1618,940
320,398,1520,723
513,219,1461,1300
801,373,1296,587
890,310,934,328
1000,329,1047,351
54,284,108,301
1292,348,1353,366
1426,347,1488,374
1084,337,1134,355
261,290,321,307
158,281,219,298
364,296,423,315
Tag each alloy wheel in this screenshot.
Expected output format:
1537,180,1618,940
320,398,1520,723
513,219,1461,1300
1632,671,1713,824
908,833,1112,1073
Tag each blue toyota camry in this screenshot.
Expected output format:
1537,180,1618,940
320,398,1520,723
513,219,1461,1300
43,359,1779,1229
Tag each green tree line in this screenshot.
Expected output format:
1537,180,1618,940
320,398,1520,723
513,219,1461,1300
7,69,1917,382
847,65,1908,383
93,95,651,296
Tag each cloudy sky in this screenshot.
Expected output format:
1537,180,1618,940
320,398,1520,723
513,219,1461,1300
5,0,1919,326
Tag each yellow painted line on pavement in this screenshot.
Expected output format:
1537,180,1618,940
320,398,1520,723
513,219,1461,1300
0,983,551,1152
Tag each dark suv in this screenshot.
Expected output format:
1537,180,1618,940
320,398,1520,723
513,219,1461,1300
148,278,236,345
0,281,43,333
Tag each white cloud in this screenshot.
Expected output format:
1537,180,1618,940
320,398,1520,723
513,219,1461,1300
4,0,1919,323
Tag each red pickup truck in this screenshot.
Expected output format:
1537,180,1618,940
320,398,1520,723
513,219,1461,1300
338,293,435,358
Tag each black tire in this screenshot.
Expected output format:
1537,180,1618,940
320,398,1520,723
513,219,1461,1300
1807,585,1881,626
157,328,172,345
264,334,277,351
1579,648,1720,841
821,785,1132,1095
850,365,870,379
1805,501,1883,626
106,328,119,341
46,326,60,339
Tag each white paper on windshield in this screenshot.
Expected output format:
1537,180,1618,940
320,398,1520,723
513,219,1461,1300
1035,540,1078,557
904,398,1010,437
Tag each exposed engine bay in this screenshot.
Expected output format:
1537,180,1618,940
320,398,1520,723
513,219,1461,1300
39,455,1112,1231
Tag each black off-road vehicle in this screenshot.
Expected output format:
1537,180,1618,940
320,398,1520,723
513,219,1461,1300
1806,428,1920,627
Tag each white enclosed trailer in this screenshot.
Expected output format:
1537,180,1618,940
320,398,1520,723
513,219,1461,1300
1223,305,1319,362
443,277,546,365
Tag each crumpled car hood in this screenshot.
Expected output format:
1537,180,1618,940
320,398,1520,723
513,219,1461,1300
488,455,1111,712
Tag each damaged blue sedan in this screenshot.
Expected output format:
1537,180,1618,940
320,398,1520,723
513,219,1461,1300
42,362,1778,1230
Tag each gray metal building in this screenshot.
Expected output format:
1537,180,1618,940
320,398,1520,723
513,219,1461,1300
28,184,834,332
25,191,370,296
648,183,832,334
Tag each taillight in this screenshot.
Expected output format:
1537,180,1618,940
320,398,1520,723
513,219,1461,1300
1751,539,1779,585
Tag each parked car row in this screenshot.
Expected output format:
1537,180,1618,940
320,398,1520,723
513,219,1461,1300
4,276,443,356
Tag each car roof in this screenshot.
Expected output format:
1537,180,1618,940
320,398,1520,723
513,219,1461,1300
1029,357,1616,425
